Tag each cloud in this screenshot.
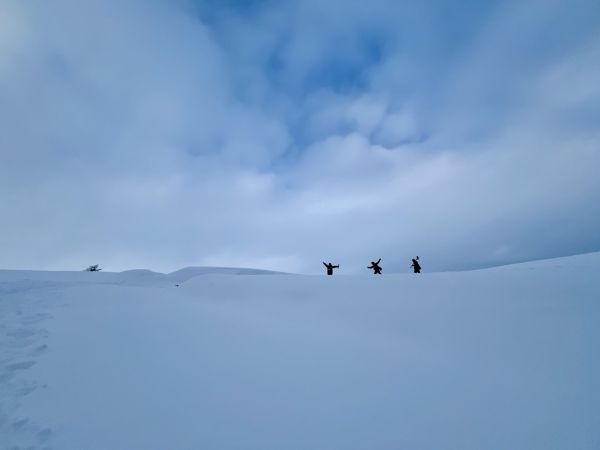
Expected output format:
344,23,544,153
0,0,599,273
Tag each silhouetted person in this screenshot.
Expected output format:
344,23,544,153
368,258,382,274
323,262,339,275
411,256,422,274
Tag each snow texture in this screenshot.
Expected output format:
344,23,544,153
1,254,599,450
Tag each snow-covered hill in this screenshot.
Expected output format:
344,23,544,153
0,265,286,285
1,254,599,450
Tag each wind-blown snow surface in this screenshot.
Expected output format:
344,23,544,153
1,255,599,450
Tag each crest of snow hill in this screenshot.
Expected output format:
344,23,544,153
75,265,289,287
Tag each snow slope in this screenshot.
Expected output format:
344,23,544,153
1,254,599,450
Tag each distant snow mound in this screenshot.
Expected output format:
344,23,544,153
114,269,166,284
118,269,163,277
167,266,287,283
483,250,600,273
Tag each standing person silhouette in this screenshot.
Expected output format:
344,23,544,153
323,262,339,275
368,258,382,274
411,256,422,274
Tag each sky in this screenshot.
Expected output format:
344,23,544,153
0,0,599,274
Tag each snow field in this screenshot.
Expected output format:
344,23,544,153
1,254,599,449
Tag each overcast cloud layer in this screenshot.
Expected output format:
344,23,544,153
1,0,599,273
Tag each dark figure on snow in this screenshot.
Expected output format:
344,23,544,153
368,258,382,275
411,256,422,274
323,262,339,275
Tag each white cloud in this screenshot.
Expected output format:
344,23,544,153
0,0,599,273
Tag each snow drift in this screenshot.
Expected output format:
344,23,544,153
1,254,599,449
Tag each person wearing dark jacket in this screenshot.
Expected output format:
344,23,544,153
323,262,339,275
368,258,382,274
411,256,422,274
